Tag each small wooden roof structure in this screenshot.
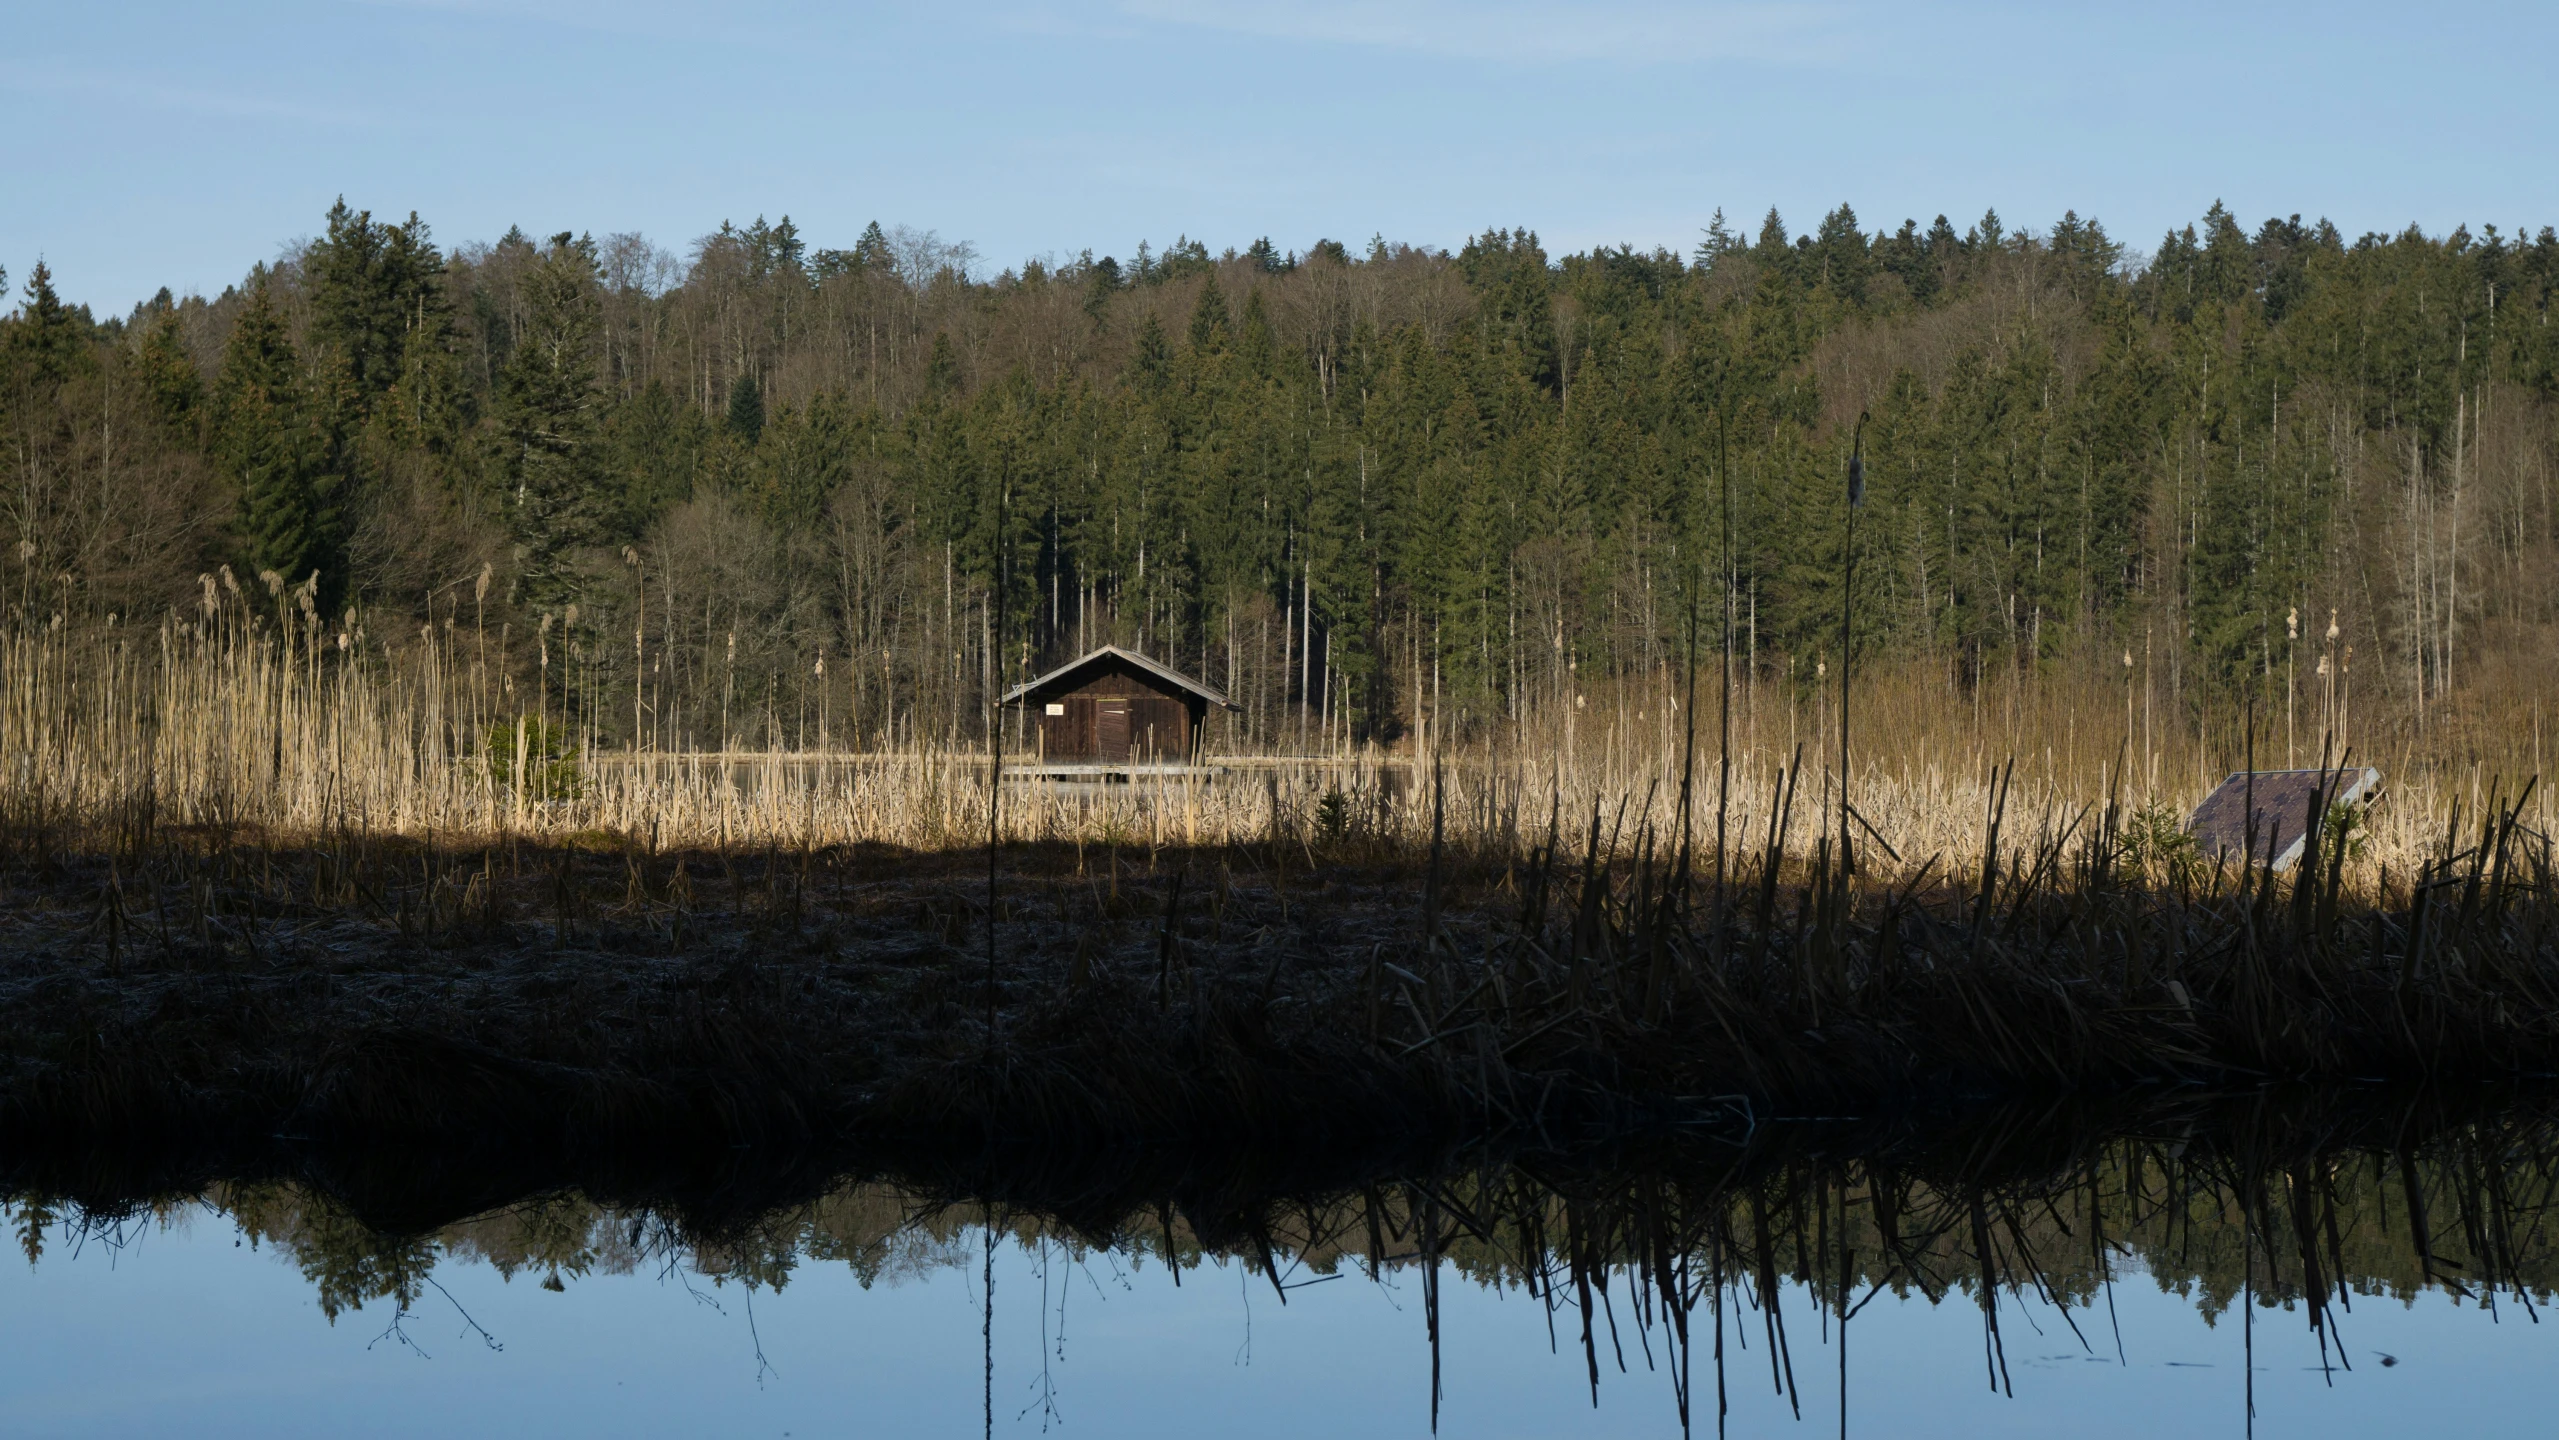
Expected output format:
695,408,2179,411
1000,646,1235,767
999,645,1237,711
2187,766,2383,871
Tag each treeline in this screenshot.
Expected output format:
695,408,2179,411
3,200,2555,751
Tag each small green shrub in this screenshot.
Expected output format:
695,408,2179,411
2123,797,2199,881
1315,788,1350,844
484,716,581,801
2321,799,2372,865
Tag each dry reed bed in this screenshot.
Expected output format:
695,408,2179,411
0,616,2538,871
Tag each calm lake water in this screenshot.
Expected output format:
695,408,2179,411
5,1108,2553,1437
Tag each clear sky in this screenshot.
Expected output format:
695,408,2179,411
8,1,2553,316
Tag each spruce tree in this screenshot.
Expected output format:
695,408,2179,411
1237,288,1276,379
216,278,328,587
1187,273,1230,353
495,233,603,602
309,199,407,397
853,221,893,273
727,371,765,443
5,261,85,390
136,309,204,432
1128,313,1172,397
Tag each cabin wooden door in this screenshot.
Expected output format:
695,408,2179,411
1097,699,1130,762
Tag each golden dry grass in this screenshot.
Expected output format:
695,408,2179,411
2,600,2540,883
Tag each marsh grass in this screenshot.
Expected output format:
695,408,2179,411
0,601,2553,1158
0,603,2543,879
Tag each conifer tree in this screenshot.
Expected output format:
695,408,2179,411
727,371,765,443
1236,288,1276,379
216,277,329,587
853,221,893,273
136,309,204,432
1187,273,1230,353
1128,313,1173,396
4,261,84,390
495,233,603,602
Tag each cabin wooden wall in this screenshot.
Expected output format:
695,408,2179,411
1028,662,1203,762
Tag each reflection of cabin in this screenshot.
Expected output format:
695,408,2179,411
999,646,1236,765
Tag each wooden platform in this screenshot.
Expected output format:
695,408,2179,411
1002,763,1226,782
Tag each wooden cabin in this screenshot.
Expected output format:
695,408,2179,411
999,646,1236,765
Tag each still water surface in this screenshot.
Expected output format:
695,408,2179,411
4,1110,2553,1437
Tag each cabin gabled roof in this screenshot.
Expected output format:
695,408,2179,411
999,645,1237,710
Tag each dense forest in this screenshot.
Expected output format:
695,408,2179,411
2,200,2553,753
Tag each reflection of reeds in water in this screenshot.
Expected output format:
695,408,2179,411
13,1093,2557,1434
0,607,2545,871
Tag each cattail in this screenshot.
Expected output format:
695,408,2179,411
260,570,284,597
2287,606,2298,642
474,564,492,606
220,565,239,595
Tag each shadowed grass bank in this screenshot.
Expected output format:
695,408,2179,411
0,764,2550,1157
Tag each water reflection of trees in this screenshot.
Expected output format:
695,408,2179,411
10,1093,2559,1430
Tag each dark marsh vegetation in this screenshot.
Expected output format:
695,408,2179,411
0,756,2550,1160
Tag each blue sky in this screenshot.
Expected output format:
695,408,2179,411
8,1,2553,315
